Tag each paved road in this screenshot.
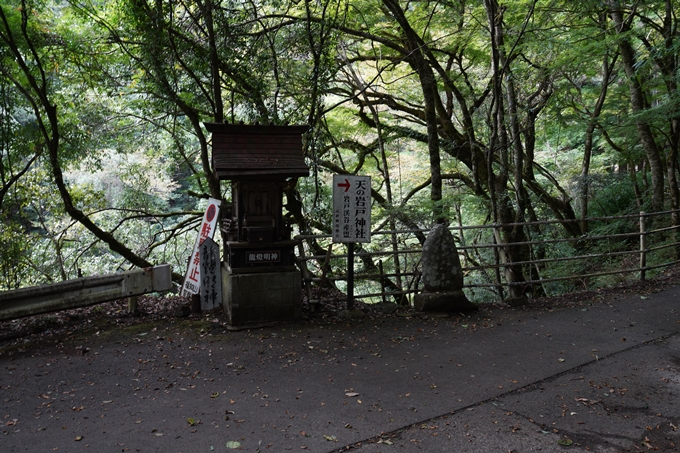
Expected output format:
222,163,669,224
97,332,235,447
2,285,680,452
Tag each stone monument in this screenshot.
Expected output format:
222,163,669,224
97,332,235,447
414,224,477,312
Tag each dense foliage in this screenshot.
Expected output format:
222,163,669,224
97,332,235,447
1,0,678,300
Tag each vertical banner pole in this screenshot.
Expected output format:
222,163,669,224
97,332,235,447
640,211,646,282
347,242,355,310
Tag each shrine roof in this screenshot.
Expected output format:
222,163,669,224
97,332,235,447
205,123,310,180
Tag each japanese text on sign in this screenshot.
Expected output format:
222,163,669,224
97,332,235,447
199,237,222,310
246,251,281,263
332,175,371,243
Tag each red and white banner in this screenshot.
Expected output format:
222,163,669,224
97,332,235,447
181,198,221,297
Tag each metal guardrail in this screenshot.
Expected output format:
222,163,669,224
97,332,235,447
0,264,173,321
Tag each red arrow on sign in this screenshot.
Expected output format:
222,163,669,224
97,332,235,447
337,178,351,192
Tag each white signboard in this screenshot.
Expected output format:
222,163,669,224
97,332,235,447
332,175,371,243
181,197,221,297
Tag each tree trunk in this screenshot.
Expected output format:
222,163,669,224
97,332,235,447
0,4,164,278
484,0,529,303
609,3,665,211
382,0,445,224
579,51,616,233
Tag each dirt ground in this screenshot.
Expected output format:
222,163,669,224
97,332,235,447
2,266,678,349
2,267,680,452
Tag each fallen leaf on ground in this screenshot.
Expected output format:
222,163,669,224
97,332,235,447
226,441,241,449
345,392,359,397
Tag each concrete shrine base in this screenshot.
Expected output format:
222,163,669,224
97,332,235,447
222,267,302,326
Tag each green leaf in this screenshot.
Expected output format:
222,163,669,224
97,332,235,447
226,441,241,449
558,438,573,446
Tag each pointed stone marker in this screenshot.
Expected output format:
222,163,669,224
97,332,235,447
415,224,477,312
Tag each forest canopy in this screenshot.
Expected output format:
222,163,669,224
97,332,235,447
0,0,678,296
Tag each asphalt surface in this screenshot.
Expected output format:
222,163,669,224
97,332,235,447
2,285,680,452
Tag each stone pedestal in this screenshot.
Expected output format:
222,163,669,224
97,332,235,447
414,291,477,312
222,267,301,326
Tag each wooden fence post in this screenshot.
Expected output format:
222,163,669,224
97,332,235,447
492,225,506,301
296,240,315,311
378,260,386,304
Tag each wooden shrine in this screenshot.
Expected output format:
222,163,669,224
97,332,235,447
205,122,308,326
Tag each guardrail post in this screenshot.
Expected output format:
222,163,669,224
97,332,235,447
128,296,138,314
640,211,646,282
